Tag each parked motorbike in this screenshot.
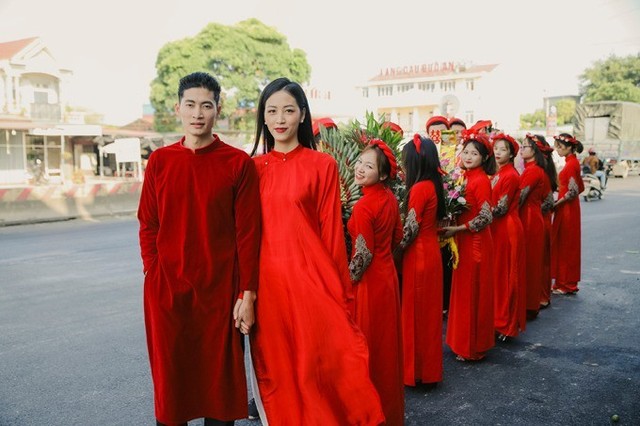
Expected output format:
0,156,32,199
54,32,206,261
581,165,605,201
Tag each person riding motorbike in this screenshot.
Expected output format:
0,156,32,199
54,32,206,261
582,148,607,190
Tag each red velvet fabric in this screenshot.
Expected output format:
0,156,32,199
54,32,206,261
347,183,404,426
401,180,443,384
491,164,526,337
250,145,385,426
138,136,261,425
552,154,584,292
541,177,554,305
446,167,495,360
519,161,546,314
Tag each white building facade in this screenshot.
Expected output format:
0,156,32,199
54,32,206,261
355,61,517,133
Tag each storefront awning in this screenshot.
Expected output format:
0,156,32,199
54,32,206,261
29,124,102,137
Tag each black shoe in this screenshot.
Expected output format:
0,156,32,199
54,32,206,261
248,398,260,420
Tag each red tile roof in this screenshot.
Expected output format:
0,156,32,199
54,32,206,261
369,63,498,82
0,37,38,60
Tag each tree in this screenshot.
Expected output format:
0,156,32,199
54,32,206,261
579,54,640,103
519,109,546,130
150,19,311,132
555,98,576,126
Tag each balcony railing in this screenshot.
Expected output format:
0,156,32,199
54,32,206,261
30,103,62,121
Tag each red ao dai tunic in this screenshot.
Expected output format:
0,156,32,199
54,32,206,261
400,180,444,384
445,167,495,360
519,161,547,316
347,182,404,426
490,163,526,337
552,154,584,293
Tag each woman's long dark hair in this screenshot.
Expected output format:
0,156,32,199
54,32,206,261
402,135,446,220
525,134,548,170
250,77,316,156
539,137,558,192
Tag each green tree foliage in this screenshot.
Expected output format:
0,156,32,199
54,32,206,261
519,109,546,130
580,54,640,103
555,98,576,126
319,112,406,256
150,19,311,132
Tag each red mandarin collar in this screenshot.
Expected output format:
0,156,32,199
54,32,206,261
499,163,516,174
524,160,537,169
464,166,484,178
269,144,305,161
362,182,387,195
179,134,221,154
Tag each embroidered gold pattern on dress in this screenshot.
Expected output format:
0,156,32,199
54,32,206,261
349,234,373,282
492,194,509,218
399,208,419,249
519,186,531,207
491,174,500,188
566,177,579,200
468,201,493,232
541,192,554,212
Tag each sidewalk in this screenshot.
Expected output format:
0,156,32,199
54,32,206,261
0,177,142,226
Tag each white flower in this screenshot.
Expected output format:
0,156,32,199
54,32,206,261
458,197,467,205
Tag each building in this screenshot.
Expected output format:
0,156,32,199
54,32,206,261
0,36,101,184
354,61,518,133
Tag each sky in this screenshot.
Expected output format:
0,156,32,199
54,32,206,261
1,0,639,126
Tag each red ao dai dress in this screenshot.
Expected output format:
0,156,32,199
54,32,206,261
400,180,443,384
540,176,555,306
551,153,584,293
445,167,495,360
519,161,547,318
347,182,404,426
490,163,526,337
250,145,385,426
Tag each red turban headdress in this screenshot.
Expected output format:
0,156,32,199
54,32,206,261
312,117,337,137
461,130,493,156
425,115,450,131
491,133,519,156
368,138,398,179
382,121,403,137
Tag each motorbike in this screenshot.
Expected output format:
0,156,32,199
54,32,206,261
581,165,606,202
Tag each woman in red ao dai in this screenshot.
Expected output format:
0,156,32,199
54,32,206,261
440,132,496,361
347,139,404,426
518,134,548,320
490,134,526,341
399,134,446,385
551,133,585,295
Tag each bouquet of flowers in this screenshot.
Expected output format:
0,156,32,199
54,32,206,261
435,130,468,268
440,161,467,222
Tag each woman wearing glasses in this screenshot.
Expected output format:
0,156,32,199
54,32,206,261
518,134,547,321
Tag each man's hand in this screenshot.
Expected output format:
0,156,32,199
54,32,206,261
233,291,256,335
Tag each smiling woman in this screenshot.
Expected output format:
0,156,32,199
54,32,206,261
248,77,385,426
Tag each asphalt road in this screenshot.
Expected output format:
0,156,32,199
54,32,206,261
1,176,639,426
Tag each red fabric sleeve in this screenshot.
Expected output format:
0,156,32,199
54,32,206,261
408,184,428,226
392,205,403,250
350,201,375,262
318,159,352,296
234,157,261,292
137,153,158,273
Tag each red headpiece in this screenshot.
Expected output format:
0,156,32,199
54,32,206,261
412,133,421,154
382,121,403,137
425,115,450,131
468,119,492,134
448,117,467,129
461,130,493,156
491,133,519,156
553,134,578,145
526,133,547,152
312,117,337,137
368,138,398,180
